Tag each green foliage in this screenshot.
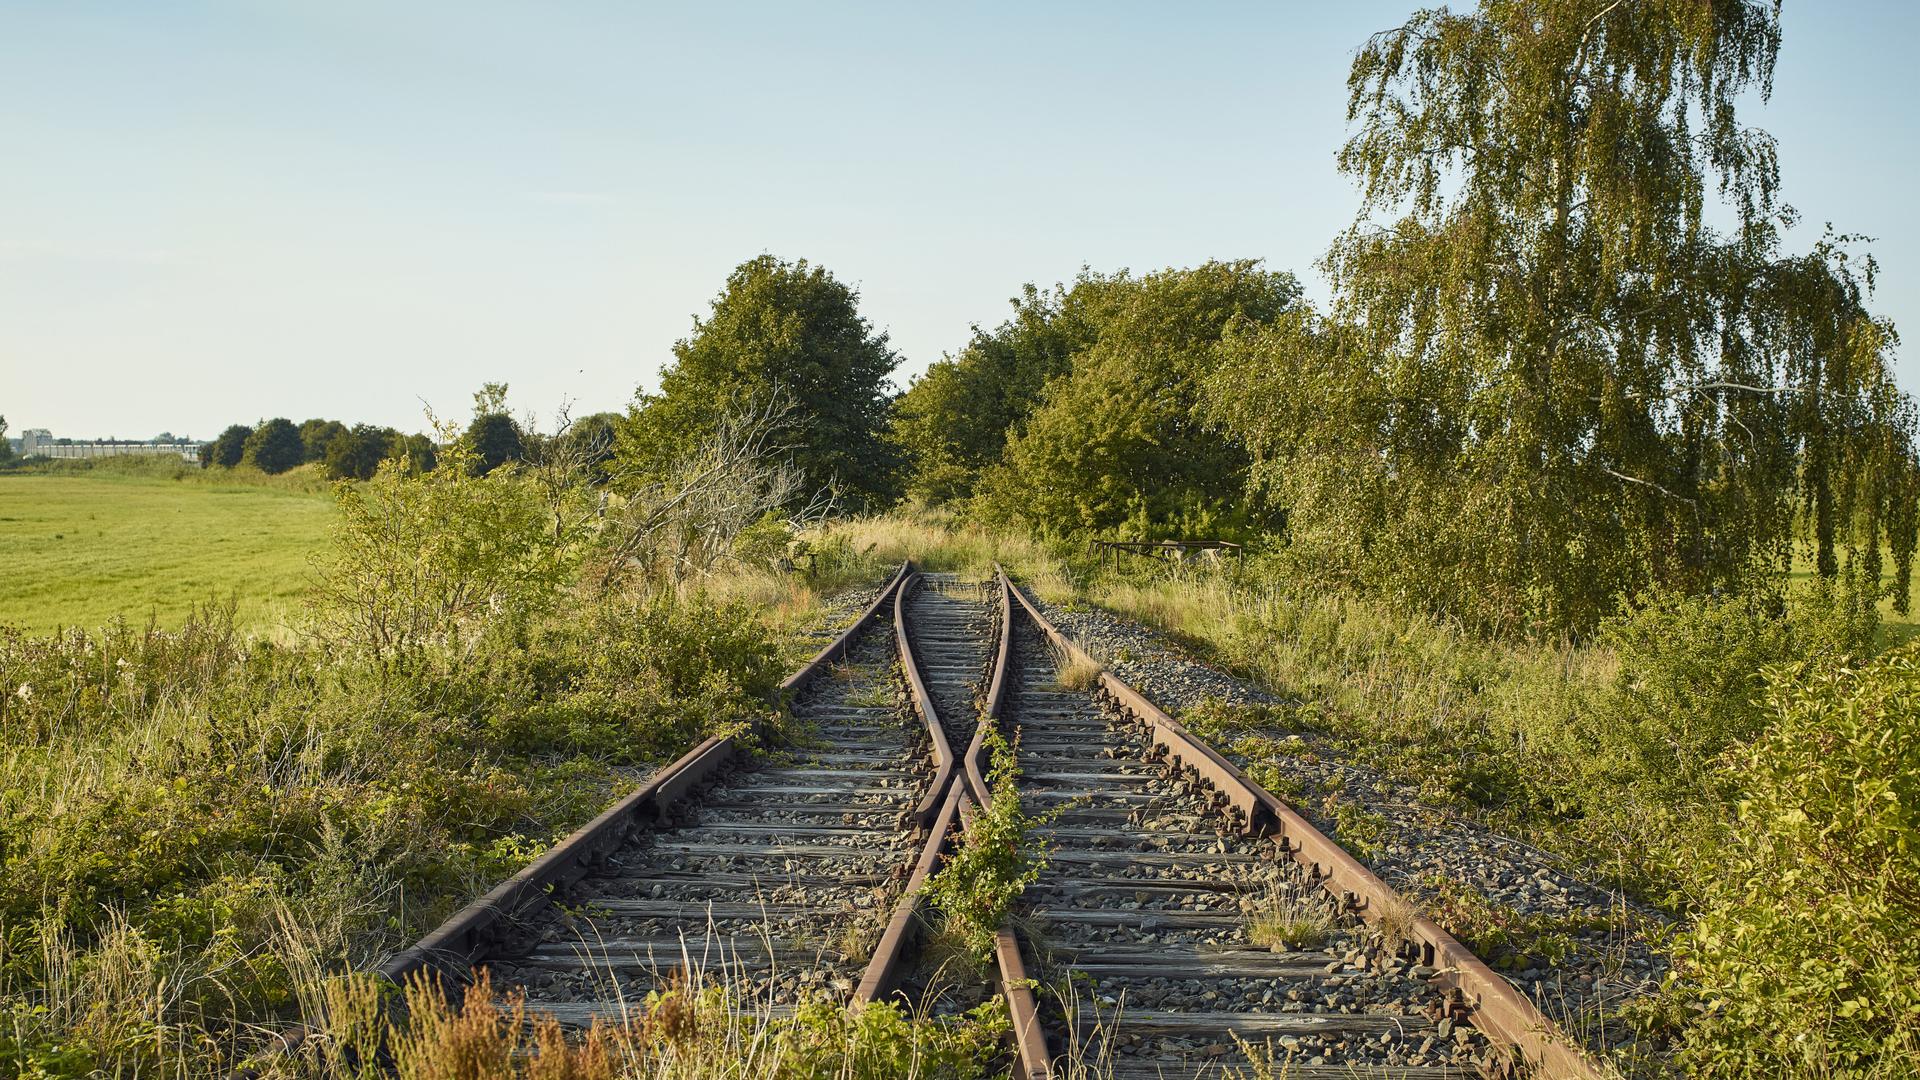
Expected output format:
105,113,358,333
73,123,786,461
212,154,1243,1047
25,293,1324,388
617,255,901,509
464,413,523,477
891,275,1118,505
553,410,620,485
322,423,398,481
298,418,349,464
1203,1,1919,634
977,260,1300,536
1419,876,1614,973
311,444,574,661
773,998,1009,1080
241,417,305,474
1322,796,1390,862
207,424,252,469
732,511,797,572
923,730,1046,964
1670,645,1920,1076
390,432,438,475
0,414,12,463
492,592,783,761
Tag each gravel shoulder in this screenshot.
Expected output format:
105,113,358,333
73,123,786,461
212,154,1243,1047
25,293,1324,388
1033,595,1669,1071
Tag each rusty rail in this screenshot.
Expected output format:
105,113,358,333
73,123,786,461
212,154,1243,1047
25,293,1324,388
867,570,1049,1079
971,570,1049,1080
853,782,963,1005
999,567,1612,1080
896,570,960,827
781,559,913,693
379,560,916,992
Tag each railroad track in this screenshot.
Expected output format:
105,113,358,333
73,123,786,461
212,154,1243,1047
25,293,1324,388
381,562,1611,1079
379,562,933,1023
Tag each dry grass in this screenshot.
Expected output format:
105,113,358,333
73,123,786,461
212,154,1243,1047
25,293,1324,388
264,958,1010,1080
1245,888,1335,952
1048,639,1105,692
823,512,1069,592
1372,894,1420,957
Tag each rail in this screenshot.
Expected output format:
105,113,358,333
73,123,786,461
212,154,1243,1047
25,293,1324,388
380,560,917,994
999,566,1611,1080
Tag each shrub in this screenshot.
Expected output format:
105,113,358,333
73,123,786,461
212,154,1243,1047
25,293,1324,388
923,730,1046,964
1671,645,1920,1076
310,452,574,661
208,423,252,468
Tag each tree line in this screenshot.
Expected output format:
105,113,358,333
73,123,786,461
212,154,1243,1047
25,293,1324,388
191,2,1918,642
196,399,572,481
589,6,1920,638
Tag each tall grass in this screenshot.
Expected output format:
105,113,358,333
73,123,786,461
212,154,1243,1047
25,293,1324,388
0,584,788,1076
267,965,1010,1080
1073,555,1880,907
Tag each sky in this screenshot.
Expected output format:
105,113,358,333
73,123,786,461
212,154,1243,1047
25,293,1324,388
3,1,1918,441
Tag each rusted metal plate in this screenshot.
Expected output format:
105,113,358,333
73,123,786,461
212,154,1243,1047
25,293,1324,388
1001,569,1611,1080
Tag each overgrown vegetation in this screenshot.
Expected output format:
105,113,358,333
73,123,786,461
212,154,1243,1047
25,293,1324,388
11,2,1920,1074
0,392,945,1077
1668,648,1920,1076
923,730,1047,965
263,969,1008,1080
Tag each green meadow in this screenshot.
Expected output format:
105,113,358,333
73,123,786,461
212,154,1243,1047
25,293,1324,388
0,466,333,635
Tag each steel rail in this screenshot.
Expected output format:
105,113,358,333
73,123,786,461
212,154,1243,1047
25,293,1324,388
999,567,1613,1080
852,782,964,1005
895,570,959,826
965,571,1048,1080
379,559,917,994
878,569,1049,1079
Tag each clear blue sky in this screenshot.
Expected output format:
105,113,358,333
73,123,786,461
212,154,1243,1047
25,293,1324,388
3,2,1916,440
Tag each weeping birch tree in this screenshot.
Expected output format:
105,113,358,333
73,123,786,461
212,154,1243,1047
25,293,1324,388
1208,0,1917,633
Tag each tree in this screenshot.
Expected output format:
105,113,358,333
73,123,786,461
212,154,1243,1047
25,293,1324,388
0,415,11,463
299,419,349,464
464,413,523,476
390,433,438,475
1205,0,1917,633
892,274,1122,505
617,255,901,509
324,424,398,481
241,417,304,474
978,261,1300,535
553,411,621,485
208,424,252,469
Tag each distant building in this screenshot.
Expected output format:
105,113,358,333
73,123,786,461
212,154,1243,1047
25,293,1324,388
17,428,204,462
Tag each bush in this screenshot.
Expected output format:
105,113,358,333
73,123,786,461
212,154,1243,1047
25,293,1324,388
1671,645,1920,1076
310,454,574,661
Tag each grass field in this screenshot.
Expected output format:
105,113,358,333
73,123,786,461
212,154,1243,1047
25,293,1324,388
0,469,333,634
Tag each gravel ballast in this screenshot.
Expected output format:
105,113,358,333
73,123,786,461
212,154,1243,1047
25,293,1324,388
1033,594,1668,1069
